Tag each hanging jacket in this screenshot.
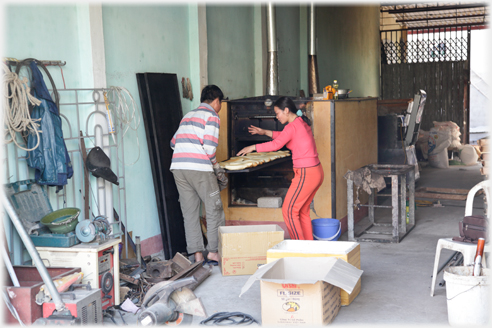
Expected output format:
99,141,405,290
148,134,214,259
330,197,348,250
27,61,73,191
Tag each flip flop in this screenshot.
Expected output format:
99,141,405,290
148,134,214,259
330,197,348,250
204,260,219,266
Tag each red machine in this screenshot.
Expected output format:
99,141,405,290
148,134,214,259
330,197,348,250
98,247,115,310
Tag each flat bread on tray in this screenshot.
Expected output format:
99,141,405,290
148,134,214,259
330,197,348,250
219,150,290,171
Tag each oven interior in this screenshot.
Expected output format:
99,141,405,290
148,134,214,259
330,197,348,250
227,96,311,206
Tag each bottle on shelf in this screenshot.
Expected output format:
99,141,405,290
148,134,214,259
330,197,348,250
473,237,485,276
333,80,339,100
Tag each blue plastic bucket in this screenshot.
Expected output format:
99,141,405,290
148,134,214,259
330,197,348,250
312,218,341,241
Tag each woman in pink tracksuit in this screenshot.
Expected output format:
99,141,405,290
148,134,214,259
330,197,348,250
237,96,324,240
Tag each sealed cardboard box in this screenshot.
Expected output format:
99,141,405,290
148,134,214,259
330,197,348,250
266,240,361,306
240,257,363,326
219,225,284,276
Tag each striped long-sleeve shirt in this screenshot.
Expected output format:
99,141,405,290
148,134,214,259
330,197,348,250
170,103,220,172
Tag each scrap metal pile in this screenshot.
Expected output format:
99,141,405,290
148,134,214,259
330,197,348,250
119,252,213,325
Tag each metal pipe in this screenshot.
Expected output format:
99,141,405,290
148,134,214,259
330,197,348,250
382,3,486,14
136,236,142,267
358,204,394,209
266,3,277,53
309,2,316,56
439,254,464,286
1,192,67,312
308,3,320,95
397,13,488,23
266,2,278,96
436,251,458,276
2,246,20,287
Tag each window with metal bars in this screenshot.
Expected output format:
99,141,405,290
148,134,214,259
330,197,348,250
381,27,469,64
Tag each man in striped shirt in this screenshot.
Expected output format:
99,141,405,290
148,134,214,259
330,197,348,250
170,85,226,264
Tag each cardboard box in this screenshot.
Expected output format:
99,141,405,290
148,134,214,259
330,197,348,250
478,137,489,153
240,257,363,326
218,225,284,276
478,137,489,147
266,240,361,306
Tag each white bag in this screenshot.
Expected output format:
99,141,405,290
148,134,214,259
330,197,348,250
457,144,479,165
428,149,450,169
428,128,451,168
416,130,430,159
433,121,461,148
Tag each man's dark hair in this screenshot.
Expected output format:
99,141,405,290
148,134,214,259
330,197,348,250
200,85,224,103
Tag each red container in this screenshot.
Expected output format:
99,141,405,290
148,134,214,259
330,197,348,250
4,266,81,324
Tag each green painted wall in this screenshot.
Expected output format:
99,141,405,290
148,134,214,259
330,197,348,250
206,5,255,99
102,4,193,241
3,4,196,245
317,5,381,98
4,4,90,89
277,5,301,97
3,4,96,264
299,5,309,96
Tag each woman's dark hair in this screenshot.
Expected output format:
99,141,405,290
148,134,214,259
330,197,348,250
274,96,311,126
201,85,224,103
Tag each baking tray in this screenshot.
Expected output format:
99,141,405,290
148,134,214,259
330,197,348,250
223,156,291,173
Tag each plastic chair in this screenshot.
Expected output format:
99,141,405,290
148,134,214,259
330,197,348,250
430,180,490,297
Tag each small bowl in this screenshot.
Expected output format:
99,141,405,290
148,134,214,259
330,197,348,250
40,208,80,234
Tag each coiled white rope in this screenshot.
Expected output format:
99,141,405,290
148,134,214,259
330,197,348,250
2,62,42,151
107,86,141,165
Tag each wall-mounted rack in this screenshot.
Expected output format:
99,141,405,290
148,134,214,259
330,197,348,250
2,57,66,67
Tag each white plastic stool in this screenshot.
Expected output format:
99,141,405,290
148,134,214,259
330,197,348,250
430,180,490,297
430,238,490,296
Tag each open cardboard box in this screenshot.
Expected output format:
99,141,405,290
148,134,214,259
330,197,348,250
266,240,361,306
240,257,363,326
218,225,284,276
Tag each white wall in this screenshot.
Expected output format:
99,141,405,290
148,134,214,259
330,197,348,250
470,28,491,144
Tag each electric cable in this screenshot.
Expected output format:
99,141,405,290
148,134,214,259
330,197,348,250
103,309,118,325
107,86,141,165
117,309,128,325
200,311,260,326
2,62,42,151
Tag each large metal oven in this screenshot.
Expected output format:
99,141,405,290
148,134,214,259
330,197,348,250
216,96,379,237
226,96,308,205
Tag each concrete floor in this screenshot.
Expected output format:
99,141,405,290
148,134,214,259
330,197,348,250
103,163,487,326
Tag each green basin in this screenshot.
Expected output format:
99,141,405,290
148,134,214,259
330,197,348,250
40,208,80,234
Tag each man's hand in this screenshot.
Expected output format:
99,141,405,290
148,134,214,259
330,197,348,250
213,165,228,191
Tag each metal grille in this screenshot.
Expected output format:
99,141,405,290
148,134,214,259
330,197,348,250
381,27,470,64
3,88,128,264
82,304,88,324
380,27,471,142
380,2,488,30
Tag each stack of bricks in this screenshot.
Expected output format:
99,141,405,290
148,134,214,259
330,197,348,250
477,137,489,176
